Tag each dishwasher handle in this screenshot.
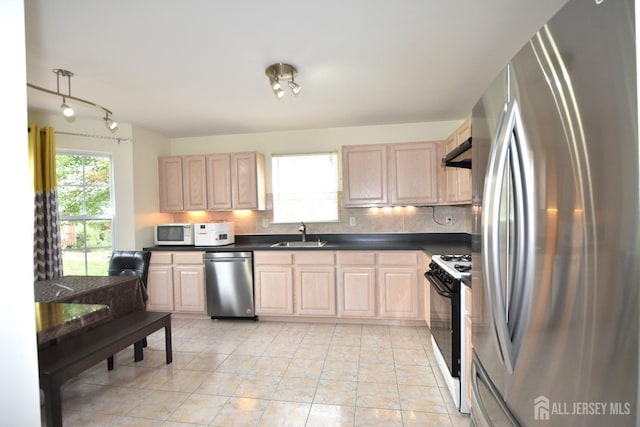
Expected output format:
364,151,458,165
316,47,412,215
204,251,252,261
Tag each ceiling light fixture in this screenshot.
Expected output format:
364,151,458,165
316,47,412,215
60,96,74,118
104,112,119,133
27,69,119,132
265,63,301,99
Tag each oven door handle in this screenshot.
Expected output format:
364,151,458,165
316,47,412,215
424,271,454,298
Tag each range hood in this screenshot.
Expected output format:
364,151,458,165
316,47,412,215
442,137,472,169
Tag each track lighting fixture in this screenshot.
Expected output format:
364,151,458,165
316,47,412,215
27,69,119,132
60,97,74,118
104,112,118,133
265,63,301,99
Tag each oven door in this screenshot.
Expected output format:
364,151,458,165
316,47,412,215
425,271,461,377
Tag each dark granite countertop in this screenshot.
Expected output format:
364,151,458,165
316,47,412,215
144,233,471,257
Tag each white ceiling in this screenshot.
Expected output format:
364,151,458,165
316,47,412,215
25,0,567,139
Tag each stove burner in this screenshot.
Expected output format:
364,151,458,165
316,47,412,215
454,264,471,272
441,254,472,262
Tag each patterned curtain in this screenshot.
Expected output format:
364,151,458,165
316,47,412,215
28,125,63,280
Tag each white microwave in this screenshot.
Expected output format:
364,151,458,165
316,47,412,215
154,223,194,246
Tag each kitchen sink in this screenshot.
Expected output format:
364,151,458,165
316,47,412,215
270,241,327,248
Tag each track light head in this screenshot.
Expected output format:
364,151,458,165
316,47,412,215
288,80,301,95
60,97,74,117
265,63,301,99
104,113,118,133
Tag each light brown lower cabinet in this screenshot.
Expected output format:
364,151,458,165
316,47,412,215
337,252,377,318
254,251,336,316
255,250,425,321
254,252,294,315
147,251,206,314
377,252,421,319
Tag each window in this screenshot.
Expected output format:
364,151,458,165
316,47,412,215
272,152,339,223
56,153,113,275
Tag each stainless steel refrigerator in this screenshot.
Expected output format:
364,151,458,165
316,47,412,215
470,0,639,425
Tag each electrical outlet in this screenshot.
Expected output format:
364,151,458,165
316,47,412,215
445,216,453,225
262,218,269,228
349,216,357,227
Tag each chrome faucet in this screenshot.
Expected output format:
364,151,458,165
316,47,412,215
298,222,307,242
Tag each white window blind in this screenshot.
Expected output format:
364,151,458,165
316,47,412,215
272,152,339,223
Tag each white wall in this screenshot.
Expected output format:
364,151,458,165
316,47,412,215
27,111,171,249
132,126,173,246
1,0,41,425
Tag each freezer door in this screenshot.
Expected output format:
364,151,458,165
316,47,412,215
470,352,520,427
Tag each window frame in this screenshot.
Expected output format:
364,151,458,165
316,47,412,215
56,150,115,275
271,151,340,224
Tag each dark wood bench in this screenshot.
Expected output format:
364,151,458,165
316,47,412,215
38,311,172,427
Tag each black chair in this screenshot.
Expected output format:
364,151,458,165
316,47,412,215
107,250,152,368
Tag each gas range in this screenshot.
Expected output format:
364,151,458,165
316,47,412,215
431,254,472,281
426,253,472,414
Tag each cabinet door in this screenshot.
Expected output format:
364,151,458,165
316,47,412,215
342,144,388,206
182,155,208,210
337,267,376,317
147,265,174,311
254,265,294,314
158,156,184,212
231,152,259,209
378,267,419,319
206,154,232,210
295,266,336,316
173,265,206,313
389,142,438,205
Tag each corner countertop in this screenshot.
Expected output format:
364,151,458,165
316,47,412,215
144,233,471,257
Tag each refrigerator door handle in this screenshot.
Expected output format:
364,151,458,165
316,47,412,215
482,95,534,374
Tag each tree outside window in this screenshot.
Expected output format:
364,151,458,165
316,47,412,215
56,153,113,275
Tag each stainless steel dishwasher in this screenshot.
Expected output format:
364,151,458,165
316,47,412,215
204,252,255,319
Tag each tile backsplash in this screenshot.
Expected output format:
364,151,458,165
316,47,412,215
172,193,471,235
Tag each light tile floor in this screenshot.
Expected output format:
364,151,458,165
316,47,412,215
44,318,471,426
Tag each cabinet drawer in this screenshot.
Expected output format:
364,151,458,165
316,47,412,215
378,251,418,266
150,252,173,265
173,252,204,265
254,251,293,265
337,251,376,265
294,251,335,265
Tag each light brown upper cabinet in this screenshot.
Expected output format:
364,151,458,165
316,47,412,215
441,117,472,204
230,152,266,210
158,155,207,212
206,152,266,210
389,142,439,205
342,144,388,206
342,141,438,207
159,152,265,212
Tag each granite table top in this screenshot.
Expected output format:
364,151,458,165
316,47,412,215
35,302,110,348
34,275,146,319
